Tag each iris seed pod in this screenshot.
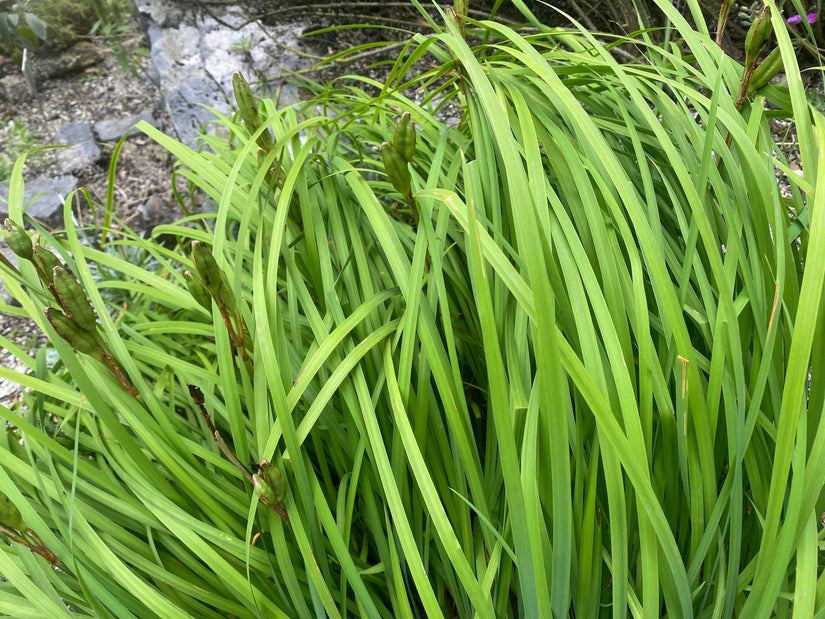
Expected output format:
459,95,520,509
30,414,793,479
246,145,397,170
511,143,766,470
184,270,212,311
259,460,285,503
0,490,26,532
45,308,102,356
748,47,783,93
31,242,62,287
381,142,411,196
744,6,772,67
191,241,223,297
192,241,239,316
215,285,239,318
233,71,273,153
252,460,288,520
52,267,97,331
3,219,33,260
233,71,260,133
393,112,416,163
253,473,276,505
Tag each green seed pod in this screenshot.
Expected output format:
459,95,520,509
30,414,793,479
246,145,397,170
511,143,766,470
393,112,416,163
45,308,102,356
214,285,239,318
745,6,772,68
3,219,33,260
258,460,285,503
31,242,62,288
192,241,239,316
191,242,223,298
0,490,26,532
52,267,97,331
253,473,275,505
184,270,213,311
381,142,411,196
748,47,783,93
233,71,259,132
233,71,273,153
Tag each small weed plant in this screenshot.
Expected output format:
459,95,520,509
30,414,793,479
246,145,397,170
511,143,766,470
33,0,132,50
0,119,48,181
230,34,254,55
0,0,823,616
0,1,47,62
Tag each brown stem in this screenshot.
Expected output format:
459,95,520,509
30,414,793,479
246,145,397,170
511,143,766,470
189,386,289,522
258,494,290,523
216,305,248,361
735,60,760,112
715,0,735,46
0,525,61,565
189,386,254,483
98,349,139,397
718,59,760,174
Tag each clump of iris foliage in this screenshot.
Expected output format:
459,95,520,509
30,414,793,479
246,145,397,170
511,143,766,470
1,0,823,616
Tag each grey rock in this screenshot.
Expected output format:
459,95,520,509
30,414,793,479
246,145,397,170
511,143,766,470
154,23,202,76
135,0,186,29
0,174,77,229
0,74,29,105
0,374,24,399
145,24,167,69
95,109,158,142
137,3,314,146
201,30,248,86
55,122,101,175
200,6,247,31
40,42,102,79
166,76,229,145
136,194,177,230
144,18,232,145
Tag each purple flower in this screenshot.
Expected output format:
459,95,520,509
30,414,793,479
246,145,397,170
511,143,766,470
787,12,817,24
